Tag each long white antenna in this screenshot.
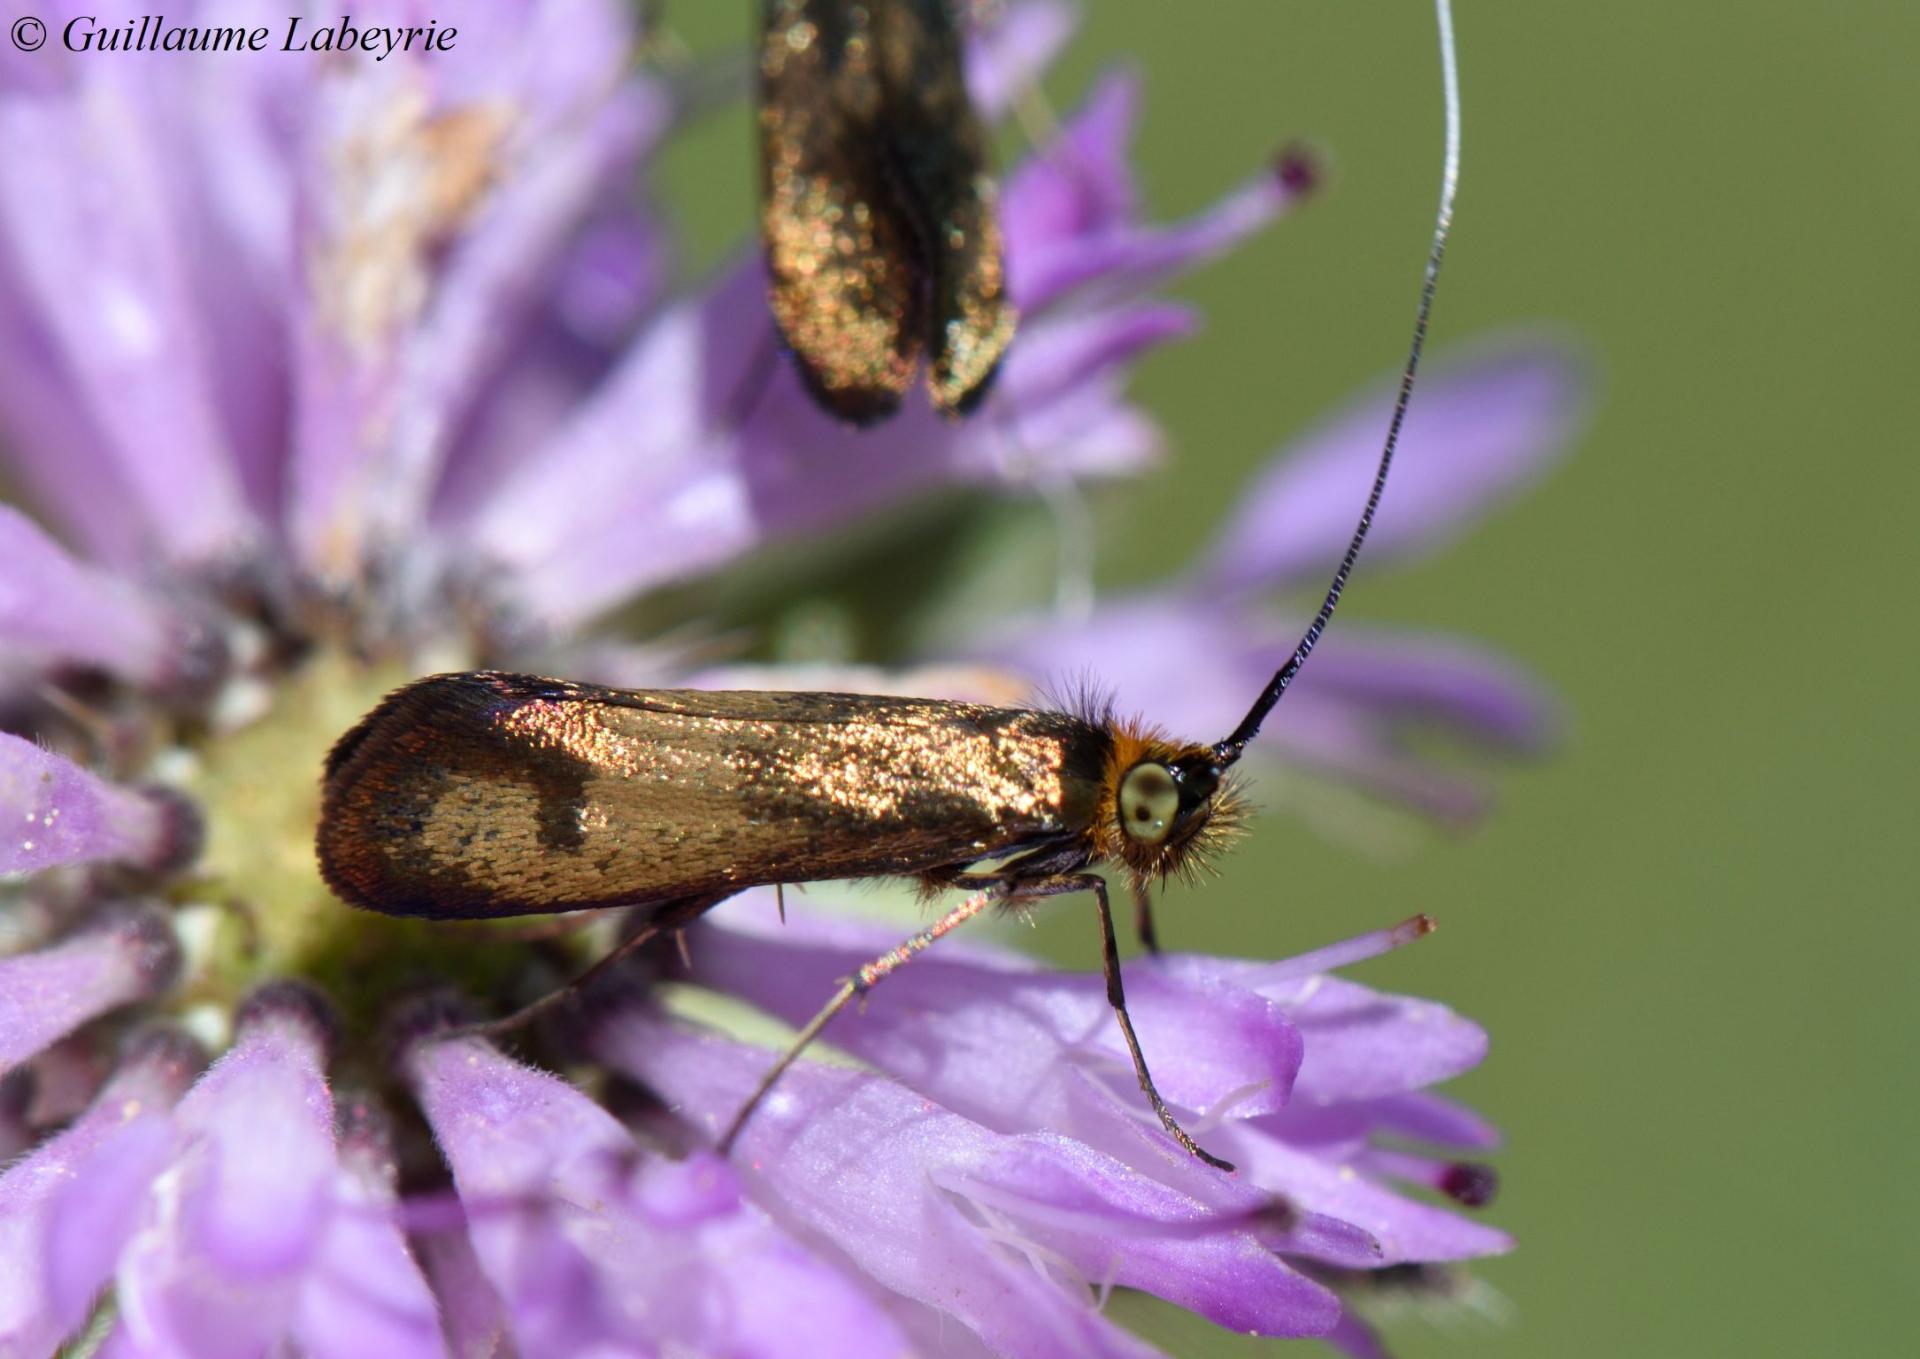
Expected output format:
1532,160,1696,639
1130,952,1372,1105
1215,0,1462,765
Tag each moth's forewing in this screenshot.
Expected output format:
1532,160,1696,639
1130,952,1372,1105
757,0,1015,423
876,0,1017,416
921,171,1014,417
317,673,1104,920
760,0,921,422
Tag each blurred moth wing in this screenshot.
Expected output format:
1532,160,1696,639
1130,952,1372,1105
317,672,1107,920
758,0,1017,423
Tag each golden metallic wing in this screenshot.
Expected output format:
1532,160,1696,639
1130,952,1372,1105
758,0,1016,422
317,673,1103,919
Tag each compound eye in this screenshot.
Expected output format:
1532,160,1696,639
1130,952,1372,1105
1119,762,1180,844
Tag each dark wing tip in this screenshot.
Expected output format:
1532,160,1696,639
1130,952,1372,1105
931,341,1010,420
787,355,912,426
322,671,583,780
317,672,508,914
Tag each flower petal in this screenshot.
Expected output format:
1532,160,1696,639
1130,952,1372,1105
286,4,655,583
1262,696,1498,827
405,1028,909,1358
414,1221,514,1359
488,268,1186,628
1002,69,1142,280
676,902,1506,1271
0,506,184,685
0,287,149,566
464,278,743,612
0,912,180,1074
933,1134,1342,1336
0,4,298,547
722,307,1183,537
965,0,1079,116
1363,1092,1503,1150
293,1099,446,1359
0,736,183,874
1209,1120,1511,1265
1244,971,1488,1106
685,898,1304,1127
348,91,666,579
1028,166,1304,311
427,190,671,528
0,66,255,562
1323,1310,1392,1359
0,1031,201,1356
114,991,339,1359
994,302,1197,417
1003,70,1310,313
406,1033,627,1357
1200,337,1589,594
602,1016,1191,1358
1289,627,1562,752
631,1151,915,1359
977,593,1265,741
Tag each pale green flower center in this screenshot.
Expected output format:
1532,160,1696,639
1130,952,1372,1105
168,652,587,1053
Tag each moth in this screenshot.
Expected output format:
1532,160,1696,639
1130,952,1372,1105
320,673,1264,1166
318,2,1464,1170
320,399,1432,1176
757,0,1016,423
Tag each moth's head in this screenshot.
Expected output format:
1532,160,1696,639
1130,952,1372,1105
1096,720,1246,889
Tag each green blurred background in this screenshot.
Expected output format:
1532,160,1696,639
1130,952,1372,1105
657,3,1917,1356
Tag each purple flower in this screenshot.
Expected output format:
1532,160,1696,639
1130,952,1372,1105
405,1020,913,1359
604,893,1506,1357
0,2,1574,1355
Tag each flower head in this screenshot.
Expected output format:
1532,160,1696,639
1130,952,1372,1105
0,2,1580,1355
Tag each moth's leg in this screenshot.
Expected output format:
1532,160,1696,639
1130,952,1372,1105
450,891,733,1041
718,883,1002,1155
1130,878,1163,957
1017,873,1233,1172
